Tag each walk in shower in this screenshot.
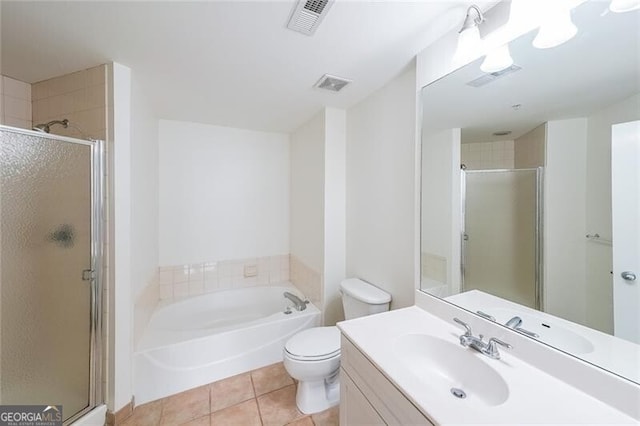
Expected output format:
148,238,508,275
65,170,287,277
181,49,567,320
0,126,103,423
461,168,543,309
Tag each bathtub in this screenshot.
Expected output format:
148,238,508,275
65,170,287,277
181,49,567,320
134,284,320,404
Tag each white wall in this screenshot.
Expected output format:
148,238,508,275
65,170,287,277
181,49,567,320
323,108,346,325
585,93,640,333
158,120,290,266
346,67,416,310
290,111,325,273
107,62,133,412
421,128,461,297
545,119,587,325
130,76,159,298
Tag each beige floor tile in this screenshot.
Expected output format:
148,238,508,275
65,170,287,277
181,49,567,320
257,385,303,426
161,385,210,425
121,400,162,426
210,372,255,412
180,414,211,426
311,406,339,426
251,362,294,396
287,415,314,426
210,399,261,426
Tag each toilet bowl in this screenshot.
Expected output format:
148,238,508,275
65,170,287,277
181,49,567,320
283,278,391,414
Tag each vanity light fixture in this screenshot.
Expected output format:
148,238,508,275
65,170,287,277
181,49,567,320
533,2,577,49
481,44,514,73
453,5,485,64
609,0,640,12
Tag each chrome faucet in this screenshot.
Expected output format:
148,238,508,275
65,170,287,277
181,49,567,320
284,292,308,311
453,318,512,360
505,316,539,338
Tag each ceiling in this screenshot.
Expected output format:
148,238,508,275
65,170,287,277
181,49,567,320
1,0,494,133
421,1,640,144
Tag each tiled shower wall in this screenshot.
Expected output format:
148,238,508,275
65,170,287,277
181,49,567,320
461,140,515,170
31,65,107,140
0,75,32,129
157,255,290,301
290,255,323,308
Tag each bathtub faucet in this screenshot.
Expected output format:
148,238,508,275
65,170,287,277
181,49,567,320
284,292,308,311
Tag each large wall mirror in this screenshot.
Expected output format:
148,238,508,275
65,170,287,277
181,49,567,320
420,0,640,384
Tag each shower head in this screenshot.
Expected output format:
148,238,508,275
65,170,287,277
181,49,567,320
33,119,69,133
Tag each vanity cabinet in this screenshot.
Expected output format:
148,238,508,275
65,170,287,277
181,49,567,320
340,335,434,426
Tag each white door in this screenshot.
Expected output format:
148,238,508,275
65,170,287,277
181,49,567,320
612,120,640,344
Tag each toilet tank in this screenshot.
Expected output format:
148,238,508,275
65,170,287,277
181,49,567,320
340,278,391,320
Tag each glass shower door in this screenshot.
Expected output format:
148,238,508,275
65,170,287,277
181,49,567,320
462,168,542,309
0,127,101,422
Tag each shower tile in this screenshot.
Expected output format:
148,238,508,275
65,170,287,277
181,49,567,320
189,264,204,282
173,266,189,283
189,281,204,296
311,405,339,426
159,284,173,300
173,282,189,299
210,372,254,412
160,385,210,425
256,385,303,426
251,362,294,396
210,399,260,426
159,270,173,285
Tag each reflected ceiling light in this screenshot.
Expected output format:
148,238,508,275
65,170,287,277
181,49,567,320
453,5,485,65
610,0,640,12
481,44,514,73
533,2,577,49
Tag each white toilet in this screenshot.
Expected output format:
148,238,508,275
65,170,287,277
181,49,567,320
283,278,391,414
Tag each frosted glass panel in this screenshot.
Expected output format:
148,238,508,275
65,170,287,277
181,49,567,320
0,130,92,420
463,170,539,308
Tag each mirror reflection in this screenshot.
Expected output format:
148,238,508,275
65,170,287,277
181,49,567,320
420,1,640,383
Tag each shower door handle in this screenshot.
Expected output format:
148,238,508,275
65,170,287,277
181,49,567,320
621,271,637,282
82,269,96,281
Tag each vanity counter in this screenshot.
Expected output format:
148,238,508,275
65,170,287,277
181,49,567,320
338,306,639,425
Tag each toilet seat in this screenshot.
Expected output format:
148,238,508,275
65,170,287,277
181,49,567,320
285,326,341,361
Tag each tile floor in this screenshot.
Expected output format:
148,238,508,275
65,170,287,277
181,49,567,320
122,362,339,426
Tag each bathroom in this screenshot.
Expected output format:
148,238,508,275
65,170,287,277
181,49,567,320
0,0,639,425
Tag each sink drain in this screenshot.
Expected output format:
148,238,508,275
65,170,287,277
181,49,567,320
450,388,467,399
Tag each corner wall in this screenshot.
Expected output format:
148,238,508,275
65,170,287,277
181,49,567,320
346,67,417,310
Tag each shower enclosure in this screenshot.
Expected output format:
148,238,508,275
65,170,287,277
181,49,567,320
461,168,543,309
0,126,103,423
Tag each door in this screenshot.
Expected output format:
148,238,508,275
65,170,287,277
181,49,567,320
0,126,102,422
612,120,640,344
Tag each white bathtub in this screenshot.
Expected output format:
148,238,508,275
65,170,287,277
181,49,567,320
134,284,320,404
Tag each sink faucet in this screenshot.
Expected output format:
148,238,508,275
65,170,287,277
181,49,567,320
284,292,308,311
505,316,539,338
454,318,512,360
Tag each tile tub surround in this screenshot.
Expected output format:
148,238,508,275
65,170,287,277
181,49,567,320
0,75,32,129
289,255,323,307
158,255,290,300
122,362,338,426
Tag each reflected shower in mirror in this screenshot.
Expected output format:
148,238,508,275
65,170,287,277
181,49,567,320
420,0,640,384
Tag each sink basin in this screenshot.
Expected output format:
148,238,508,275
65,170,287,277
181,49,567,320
394,334,509,407
491,308,595,355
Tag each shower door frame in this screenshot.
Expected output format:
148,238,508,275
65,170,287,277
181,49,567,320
0,125,104,423
460,167,544,310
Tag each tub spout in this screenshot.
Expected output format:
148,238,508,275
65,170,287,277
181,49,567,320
284,292,308,311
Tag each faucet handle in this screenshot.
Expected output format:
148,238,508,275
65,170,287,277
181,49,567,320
487,337,511,351
453,318,473,336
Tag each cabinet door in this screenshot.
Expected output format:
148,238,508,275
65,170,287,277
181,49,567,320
340,368,386,426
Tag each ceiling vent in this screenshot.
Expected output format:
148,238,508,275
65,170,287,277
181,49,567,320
466,65,522,88
287,0,334,36
314,74,351,93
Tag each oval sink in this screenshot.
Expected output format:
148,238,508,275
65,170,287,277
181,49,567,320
491,308,595,355
394,334,509,407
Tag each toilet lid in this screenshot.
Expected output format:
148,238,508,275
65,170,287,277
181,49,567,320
285,326,341,360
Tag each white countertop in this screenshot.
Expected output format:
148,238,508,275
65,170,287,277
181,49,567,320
338,306,639,425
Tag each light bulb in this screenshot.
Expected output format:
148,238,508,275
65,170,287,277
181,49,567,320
454,26,482,65
481,44,514,73
533,4,577,49
610,0,640,12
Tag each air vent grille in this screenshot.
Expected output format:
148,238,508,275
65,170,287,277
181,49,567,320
467,65,522,88
314,74,351,93
287,0,333,36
